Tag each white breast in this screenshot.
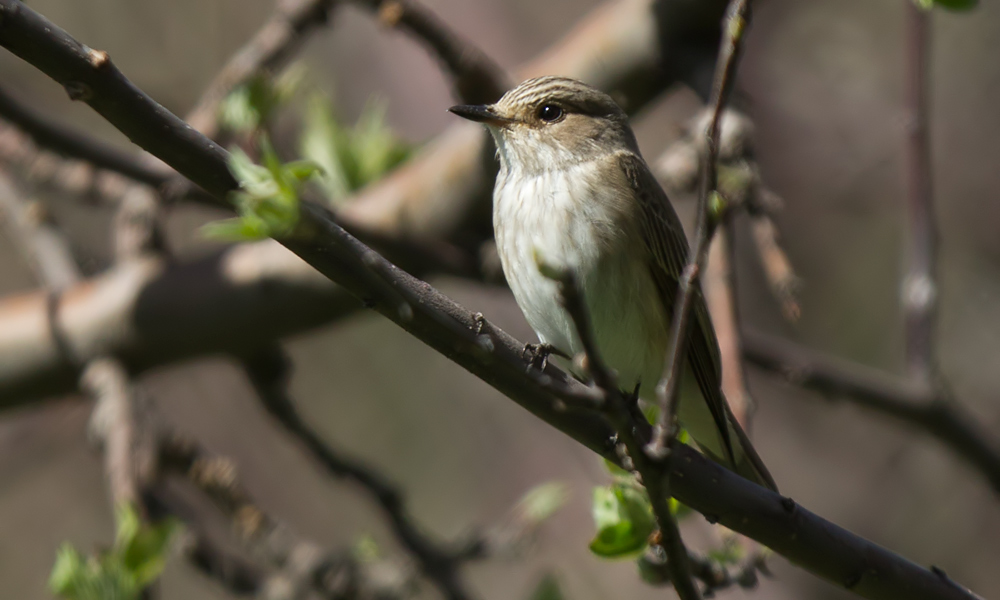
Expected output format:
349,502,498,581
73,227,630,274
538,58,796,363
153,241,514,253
493,161,668,390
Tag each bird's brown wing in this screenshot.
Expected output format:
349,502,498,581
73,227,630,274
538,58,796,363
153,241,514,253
615,151,735,466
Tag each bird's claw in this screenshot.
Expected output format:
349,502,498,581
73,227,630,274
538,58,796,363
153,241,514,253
472,312,488,335
522,342,569,371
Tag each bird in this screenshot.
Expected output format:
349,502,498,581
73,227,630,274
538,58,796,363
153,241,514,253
449,76,776,491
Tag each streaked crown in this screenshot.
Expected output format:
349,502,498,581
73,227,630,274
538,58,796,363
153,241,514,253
452,76,640,175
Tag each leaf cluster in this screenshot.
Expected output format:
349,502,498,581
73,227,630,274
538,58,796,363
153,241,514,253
49,505,181,600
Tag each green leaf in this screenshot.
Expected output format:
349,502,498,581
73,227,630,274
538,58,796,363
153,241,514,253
49,544,86,596
517,482,569,524
529,574,564,600
219,67,305,134
914,0,976,9
588,483,656,558
298,93,411,206
352,534,381,562
50,505,179,600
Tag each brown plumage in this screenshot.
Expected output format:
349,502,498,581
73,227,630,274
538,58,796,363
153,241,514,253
451,76,776,491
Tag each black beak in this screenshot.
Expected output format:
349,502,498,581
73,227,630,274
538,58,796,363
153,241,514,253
448,104,512,126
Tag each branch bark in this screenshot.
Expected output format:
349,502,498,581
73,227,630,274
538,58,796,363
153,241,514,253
902,2,937,384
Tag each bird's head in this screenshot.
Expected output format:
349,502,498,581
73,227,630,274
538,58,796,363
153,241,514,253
449,76,638,176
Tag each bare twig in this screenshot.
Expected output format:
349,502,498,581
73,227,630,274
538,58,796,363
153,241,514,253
704,224,751,425
650,0,753,456
240,346,477,600
902,2,937,384
743,329,1000,493
156,438,418,600
540,264,700,600
0,3,988,597
747,200,800,321
355,0,508,104
0,170,79,289
185,0,337,138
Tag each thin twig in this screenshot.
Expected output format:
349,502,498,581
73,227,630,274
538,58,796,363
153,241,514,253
185,0,338,138
538,264,700,600
0,170,79,289
356,0,508,104
650,0,753,455
902,2,937,384
0,4,988,596
240,346,477,600
743,328,1000,492
155,438,419,600
0,85,171,187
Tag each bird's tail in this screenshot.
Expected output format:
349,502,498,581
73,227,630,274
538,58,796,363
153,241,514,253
702,402,778,492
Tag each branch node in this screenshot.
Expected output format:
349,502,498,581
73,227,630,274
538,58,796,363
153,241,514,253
87,48,110,69
63,81,92,102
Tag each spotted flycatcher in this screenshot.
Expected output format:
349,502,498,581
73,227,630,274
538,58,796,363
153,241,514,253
450,76,775,490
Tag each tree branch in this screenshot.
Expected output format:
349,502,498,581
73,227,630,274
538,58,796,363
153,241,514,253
742,328,1000,493
0,2,988,597
650,0,752,455
0,85,173,187
241,346,477,600
184,0,337,138
902,2,937,384
354,0,508,104
540,265,700,600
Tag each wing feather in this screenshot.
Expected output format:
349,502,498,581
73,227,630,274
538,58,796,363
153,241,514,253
615,152,736,466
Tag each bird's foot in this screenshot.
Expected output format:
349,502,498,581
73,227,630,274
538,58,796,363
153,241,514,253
522,342,569,371
472,312,488,335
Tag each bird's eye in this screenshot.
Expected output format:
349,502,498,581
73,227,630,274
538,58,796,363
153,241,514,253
537,104,564,122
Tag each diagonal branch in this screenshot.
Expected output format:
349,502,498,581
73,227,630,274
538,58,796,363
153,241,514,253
0,2,988,597
540,264,700,600
742,329,1000,493
241,346,477,600
354,0,509,104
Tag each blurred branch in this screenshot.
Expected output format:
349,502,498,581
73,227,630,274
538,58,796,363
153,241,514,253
240,346,477,600
355,0,508,104
0,169,79,289
0,85,171,187
0,2,989,597
902,2,936,384
743,329,1000,493
639,545,766,595
184,0,338,139
157,434,418,599
656,110,801,323
0,167,156,511
540,266,700,600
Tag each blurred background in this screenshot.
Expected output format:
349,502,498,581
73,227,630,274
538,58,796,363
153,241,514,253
1,0,1000,598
